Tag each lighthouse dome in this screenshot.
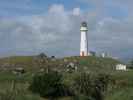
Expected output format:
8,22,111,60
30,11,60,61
81,22,87,27
80,21,88,31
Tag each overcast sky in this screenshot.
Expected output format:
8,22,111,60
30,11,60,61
0,0,133,59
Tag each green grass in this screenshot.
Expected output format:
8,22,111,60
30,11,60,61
105,88,133,100
0,55,130,100
0,71,33,82
104,71,133,100
0,56,34,65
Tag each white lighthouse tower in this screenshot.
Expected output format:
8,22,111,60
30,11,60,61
80,22,89,56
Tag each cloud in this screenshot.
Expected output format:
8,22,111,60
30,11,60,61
49,4,65,14
89,17,133,57
0,3,133,59
0,4,80,57
0,0,47,16
73,8,81,16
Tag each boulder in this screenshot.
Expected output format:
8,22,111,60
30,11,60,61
66,62,78,73
12,67,25,75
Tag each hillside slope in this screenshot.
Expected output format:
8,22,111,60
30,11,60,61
0,56,120,73
0,55,132,100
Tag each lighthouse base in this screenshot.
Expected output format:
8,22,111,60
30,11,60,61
80,51,88,56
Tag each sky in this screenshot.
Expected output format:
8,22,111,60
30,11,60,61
0,0,133,60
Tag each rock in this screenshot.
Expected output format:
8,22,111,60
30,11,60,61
40,68,45,72
67,62,75,68
12,67,25,75
66,62,78,73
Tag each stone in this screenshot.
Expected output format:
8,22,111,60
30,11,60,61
12,67,25,75
66,62,78,73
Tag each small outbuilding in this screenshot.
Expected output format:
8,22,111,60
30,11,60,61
116,64,127,71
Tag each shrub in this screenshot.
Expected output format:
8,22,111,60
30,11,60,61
73,73,111,100
0,80,17,100
0,91,16,100
29,71,70,99
94,73,111,92
73,73,96,99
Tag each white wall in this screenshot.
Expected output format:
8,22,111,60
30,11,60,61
116,64,127,71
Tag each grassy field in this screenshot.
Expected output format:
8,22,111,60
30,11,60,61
0,56,132,100
104,70,133,100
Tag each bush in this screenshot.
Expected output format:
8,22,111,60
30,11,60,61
94,73,111,92
0,80,17,100
29,71,70,99
73,73,111,100
73,94,93,100
0,91,16,100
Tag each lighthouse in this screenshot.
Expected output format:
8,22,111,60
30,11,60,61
80,22,89,56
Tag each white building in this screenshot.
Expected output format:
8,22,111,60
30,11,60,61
80,22,89,56
101,52,109,58
116,64,127,71
101,53,105,58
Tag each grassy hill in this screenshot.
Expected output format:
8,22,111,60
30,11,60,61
0,56,120,72
63,56,120,72
0,55,132,100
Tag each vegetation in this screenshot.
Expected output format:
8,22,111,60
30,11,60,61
0,55,132,100
127,59,133,69
72,73,111,100
29,71,71,99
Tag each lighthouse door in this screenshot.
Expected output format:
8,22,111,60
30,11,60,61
82,51,84,56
